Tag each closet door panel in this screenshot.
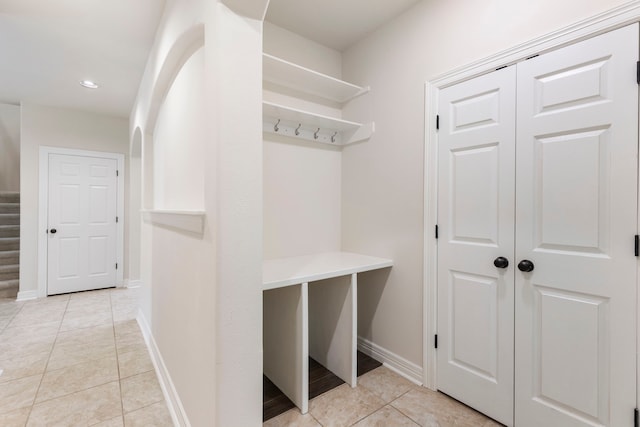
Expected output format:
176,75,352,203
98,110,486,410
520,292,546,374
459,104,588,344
515,23,638,427
437,66,516,426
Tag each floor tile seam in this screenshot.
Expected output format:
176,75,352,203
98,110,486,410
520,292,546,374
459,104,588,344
0,308,20,329
5,315,65,329
387,389,424,426
344,402,385,427
58,324,115,335
118,366,154,381
121,396,166,416
32,375,122,407
110,296,127,422
25,298,69,426
44,351,119,374
309,411,323,426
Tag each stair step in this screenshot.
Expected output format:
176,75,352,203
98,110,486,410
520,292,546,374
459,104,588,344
0,279,18,299
0,214,19,226
0,250,19,265
0,192,19,204
0,203,19,214
0,225,19,238
0,238,19,251
0,265,19,281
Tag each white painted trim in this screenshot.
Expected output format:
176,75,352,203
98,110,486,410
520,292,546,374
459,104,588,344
429,1,640,88
423,1,640,391
125,279,143,289
423,81,439,391
38,146,125,298
357,336,422,385
141,210,205,235
16,290,37,301
137,309,191,427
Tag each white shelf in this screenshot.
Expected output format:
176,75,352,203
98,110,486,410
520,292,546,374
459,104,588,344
263,101,374,146
263,251,393,414
263,53,369,103
142,209,205,234
263,251,393,290
264,101,360,131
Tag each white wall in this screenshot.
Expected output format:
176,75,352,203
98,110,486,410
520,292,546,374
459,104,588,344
263,24,344,260
0,104,21,192
341,0,628,369
19,104,129,295
153,46,205,211
130,0,264,425
264,22,341,78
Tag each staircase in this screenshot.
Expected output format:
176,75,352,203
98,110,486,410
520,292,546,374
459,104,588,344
0,192,19,299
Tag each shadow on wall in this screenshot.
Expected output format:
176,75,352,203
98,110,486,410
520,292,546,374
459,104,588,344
0,119,19,191
357,268,392,339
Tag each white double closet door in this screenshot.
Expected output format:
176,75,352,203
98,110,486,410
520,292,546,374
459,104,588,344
437,24,638,426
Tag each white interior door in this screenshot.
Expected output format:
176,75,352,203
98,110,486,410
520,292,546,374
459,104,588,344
48,153,118,295
515,24,638,427
437,66,516,426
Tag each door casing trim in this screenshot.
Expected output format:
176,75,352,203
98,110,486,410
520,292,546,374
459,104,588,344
38,146,125,298
423,1,640,392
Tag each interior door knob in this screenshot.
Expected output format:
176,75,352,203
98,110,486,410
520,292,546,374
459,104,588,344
50,228,57,234
518,259,534,272
493,257,509,268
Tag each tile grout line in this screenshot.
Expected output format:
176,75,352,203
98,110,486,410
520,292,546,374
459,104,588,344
110,291,127,424
24,295,70,425
388,388,434,426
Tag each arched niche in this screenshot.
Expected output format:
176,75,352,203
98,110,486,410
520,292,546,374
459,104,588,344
146,24,206,212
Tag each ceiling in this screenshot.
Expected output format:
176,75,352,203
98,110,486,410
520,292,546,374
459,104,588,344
266,0,422,51
0,0,419,119
0,0,165,118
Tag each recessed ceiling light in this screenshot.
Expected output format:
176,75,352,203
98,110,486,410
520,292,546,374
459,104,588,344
79,80,99,89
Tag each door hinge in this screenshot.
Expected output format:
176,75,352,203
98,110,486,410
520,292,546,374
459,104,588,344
637,61,640,84
115,263,118,270
635,235,639,257
116,216,119,223
434,334,438,349
435,225,439,239
116,170,119,177
436,115,440,130
634,408,638,427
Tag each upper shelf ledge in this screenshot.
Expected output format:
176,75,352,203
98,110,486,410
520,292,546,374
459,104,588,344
142,209,205,235
263,53,370,104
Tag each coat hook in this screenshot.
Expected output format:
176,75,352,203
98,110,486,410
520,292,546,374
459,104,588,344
295,124,301,136
314,128,320,140
331,132,338,143
274,119,280,132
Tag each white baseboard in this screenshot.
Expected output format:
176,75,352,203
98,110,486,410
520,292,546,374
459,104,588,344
125,279,142,289
137,309,191,427
16,290,37,301
358,336,423,385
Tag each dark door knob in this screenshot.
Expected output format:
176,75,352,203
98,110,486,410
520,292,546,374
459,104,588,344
50,228,57,234
518,259,534,272
493,257,509,268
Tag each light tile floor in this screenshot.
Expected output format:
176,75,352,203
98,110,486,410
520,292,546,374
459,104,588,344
0,287,173,426
265,366,504,427
1,287,503,427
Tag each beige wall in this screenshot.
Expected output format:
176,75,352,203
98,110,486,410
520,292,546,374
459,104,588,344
129,0,263,424
19,104,129,296
0,104,21,192
262,23,345,260
153,46,205,211
341,0,628,369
